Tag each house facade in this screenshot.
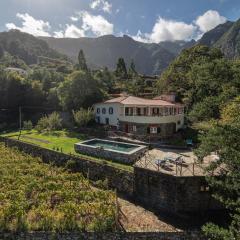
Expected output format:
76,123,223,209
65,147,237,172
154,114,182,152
94,95,184,137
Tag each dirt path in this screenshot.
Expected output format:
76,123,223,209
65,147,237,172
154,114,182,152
118,198,183,232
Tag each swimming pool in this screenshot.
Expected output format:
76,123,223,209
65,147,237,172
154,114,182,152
83,139,140,152
74,139,147,164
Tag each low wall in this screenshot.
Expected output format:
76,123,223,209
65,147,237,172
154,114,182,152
0,231,205,240
134,167,223,214
74,140,147,165
0,137,134,197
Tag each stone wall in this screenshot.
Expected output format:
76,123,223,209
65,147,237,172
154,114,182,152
0,137,134,197
134,166,223,214
0,231,205,240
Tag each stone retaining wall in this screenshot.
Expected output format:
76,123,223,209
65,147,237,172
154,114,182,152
0,231,205,240
134,166,223,214
0,137,134,197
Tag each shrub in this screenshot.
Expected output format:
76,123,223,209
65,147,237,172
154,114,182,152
23,120,33,131
72,108,94,128
48,112,62,131
36,112,62,132
35,116,49,133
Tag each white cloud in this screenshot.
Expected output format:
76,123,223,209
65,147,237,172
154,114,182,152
54,24,85,38
131,30,150,43
149,17,196,42
70,16,78,22
6,13,51,37
81,11,113,36
53,31,64,38
131,18,196,43
195,10,227,33
132,10,226,43
90,0,112,13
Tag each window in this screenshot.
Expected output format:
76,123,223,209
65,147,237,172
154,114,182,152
150,127,158,134
96,108,100,114
164,107,169,116
105,118,109,125
109,107,113,114
174,108,177,115
143,108,148,116
152,108,159,116
125,107,133,116
125,107,129,116
177,120,181,125
137,108,141,116
102,108,106,114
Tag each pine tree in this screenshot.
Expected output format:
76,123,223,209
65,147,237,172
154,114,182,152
78,49,88,72
115,57,127,79
128,59,137,78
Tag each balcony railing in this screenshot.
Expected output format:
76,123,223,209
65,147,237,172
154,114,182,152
120,113,184,117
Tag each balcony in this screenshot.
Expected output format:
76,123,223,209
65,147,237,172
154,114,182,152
119,114,184,124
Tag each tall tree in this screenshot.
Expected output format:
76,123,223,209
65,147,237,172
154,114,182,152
128,59,137,78
196,98,240,240
58,71,103,111
78,49,88,72
115,57,127,79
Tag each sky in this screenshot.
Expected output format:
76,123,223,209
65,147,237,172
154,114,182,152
0,0,240,43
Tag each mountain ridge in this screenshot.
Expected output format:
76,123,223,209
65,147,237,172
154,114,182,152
40,35,195,75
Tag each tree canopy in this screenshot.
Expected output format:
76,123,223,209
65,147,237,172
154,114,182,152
157,45,240,122
196,97,240,239
58,70,103,111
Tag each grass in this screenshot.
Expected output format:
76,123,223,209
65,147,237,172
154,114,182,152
1,129,133,172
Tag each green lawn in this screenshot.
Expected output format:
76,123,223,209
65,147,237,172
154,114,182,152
1,130,133,172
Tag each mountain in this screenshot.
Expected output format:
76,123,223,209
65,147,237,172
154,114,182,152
198,21,234,47
198,20,240,59
41,35,195,75
214,19,240,59
0,30,68,65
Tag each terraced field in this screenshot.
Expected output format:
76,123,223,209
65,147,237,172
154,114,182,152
0,143,117,232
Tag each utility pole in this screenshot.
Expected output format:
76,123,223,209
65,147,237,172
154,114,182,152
18,106,22,140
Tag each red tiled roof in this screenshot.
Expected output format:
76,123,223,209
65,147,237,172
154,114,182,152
104,96,182,106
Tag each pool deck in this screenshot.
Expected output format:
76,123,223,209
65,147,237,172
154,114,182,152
135,148,218,177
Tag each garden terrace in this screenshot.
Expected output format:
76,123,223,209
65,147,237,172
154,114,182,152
0,143,117,232
1,130,133,172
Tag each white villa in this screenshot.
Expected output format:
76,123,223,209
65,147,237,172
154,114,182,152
94,94,185,138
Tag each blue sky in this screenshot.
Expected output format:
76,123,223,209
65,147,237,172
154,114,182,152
0,0,240,42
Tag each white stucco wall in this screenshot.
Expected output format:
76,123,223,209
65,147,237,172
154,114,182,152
94,103,121,126
94,103,185,131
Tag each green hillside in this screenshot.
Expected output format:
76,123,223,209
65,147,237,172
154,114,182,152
0,30,69,65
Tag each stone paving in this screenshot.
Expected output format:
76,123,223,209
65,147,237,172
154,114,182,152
136,148,217,176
